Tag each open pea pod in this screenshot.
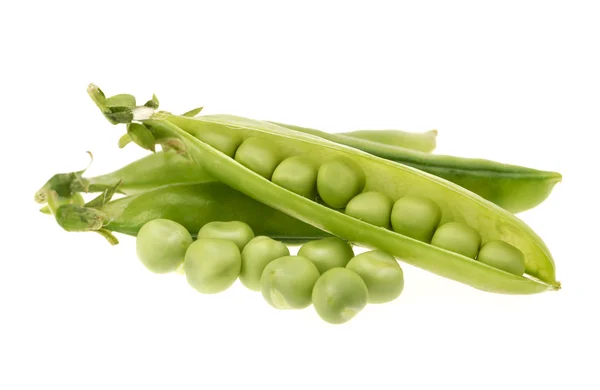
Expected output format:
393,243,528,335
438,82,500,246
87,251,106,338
141,114,559,294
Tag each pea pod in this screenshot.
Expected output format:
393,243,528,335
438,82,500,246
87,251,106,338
53,182,329,244
139,114,559,294
269,120,562,213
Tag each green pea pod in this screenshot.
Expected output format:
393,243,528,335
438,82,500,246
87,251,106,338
268,120,562,213
141,114,559,294
53,182,329,244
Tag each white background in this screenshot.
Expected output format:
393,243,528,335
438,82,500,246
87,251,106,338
1,1,599,389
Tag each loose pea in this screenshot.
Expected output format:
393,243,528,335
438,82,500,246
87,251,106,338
478,240,526,276
298,237,354,274
260,256,320,310
312,268,368,325
271,156,318,199
316,156,366,208
197,221,255,251
184,238,241,294
345,191,393,228
346,251,404,304
136,219,193,273
431,221,481,259
195,130,242,158
390,195,441,242
240,236,290,291
234,137,281,179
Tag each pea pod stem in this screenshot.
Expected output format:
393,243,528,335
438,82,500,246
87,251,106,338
143,115,559,294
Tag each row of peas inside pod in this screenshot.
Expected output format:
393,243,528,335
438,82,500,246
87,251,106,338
136,219,405,324
232,136,526,276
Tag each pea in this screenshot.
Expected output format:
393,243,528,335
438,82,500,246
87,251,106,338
234,137,281,179
390,195,441,242
195,130,242,158
240,236,290,291
184,238,241,294
317,156,366,208
260,256,320,309
431,221,481,259
136,219,193,273
271,156,318,199
346,251,404,304
298,237,354,274
197,221,255,251
312,268,368,324
478,240,526,276
345,191,393,228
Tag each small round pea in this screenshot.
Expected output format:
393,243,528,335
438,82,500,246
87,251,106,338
431,221,481,259
240,236,290,291
478,240,526,276
317,156,366,209
271,156,318,199
390,195,441,242
312,268,368,325
345,191,394,228
197,221,255,251
234,137,281,179
195,130,242,158
184,238,241,294
260,256,320,310
346,251,404,304
298,237,354,274
136,219,193,274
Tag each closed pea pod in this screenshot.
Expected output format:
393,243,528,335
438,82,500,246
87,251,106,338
431,222,481,259
240,236,290,291
345,191,393,228
271,156,318,199
478,241,526,276
184,238,241,294
260,256,320,309
197,221,255,251
312,268,368,324
298,237,354,274
346,251,404,304
136,219,193,273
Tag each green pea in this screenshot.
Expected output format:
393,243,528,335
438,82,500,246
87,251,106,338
271,156,318,199
390,195,441,242
240,236,290,291
234,137,281,179
312,268,368,324
136,219,193,273
346,251,404,304
260,256,320,310
195,130,242,158
298,237,354,274
431,221,481,259
197,221,255,251
478,240,526,276
317,156,366,208
184,238,241,294
345,191,393,228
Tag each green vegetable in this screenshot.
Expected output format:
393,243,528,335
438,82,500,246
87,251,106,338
260,256,320,309
139,113,559,294
240,236,290,291
345,191,393,228
272,156,318,199
136,219,193,273
390,195,442,242
312,268,369,324
193,127,242,158
184,238,241,294
346,251,404,304
298,237,354,274
234,137,280,179
477,241,526,276
431,222,481,259
317,156,366,208
197,221,255,251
